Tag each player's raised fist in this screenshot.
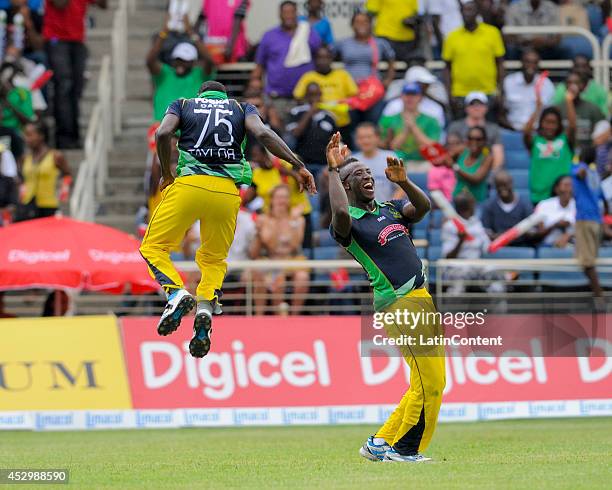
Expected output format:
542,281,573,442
385,156,408,184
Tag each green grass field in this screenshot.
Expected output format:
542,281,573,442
1,418,611,489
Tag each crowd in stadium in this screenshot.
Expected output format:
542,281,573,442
1,0,612,314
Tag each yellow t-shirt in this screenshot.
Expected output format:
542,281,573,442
366,0,418,42
442,23,505,97
293,69,357,127
251,164,313,215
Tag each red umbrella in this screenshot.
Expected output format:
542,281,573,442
0,216,159,294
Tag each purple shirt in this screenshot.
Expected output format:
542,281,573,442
255,25,321,97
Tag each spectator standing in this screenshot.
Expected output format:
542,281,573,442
335,11,395,126
379,82,441,171
552,55,609,117
452,126,493,203
0,61,33,132
3,0,45,63
43,0,107,149
285,82,337,177
571,156,604,301
249,184,310,315
16,121,71,221
365,0,419,63
299,0,334,46
0,145,18,225
524,93,576,205
201,0,249,64
252,1,321,125
481,170,535,245
147,17,215,122
293,46,357,133
505,0,563,59
534,175,576,247
447,91,504,169
0,116,25,167
500,49,555,131
442,1,505,117
556,71,605,153
353,122,398,202
426,0,464,59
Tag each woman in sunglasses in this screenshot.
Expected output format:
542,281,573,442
452,126,493,203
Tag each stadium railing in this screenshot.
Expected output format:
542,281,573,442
4,257,611,316
434,257,612,313
70,55,112,221
70,0,129,220
602,33,612,93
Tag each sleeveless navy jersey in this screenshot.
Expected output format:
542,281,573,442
166,96,258,185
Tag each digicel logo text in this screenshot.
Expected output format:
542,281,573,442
141,340,330,400
139,338,611,401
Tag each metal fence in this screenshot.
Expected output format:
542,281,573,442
4,258,611,317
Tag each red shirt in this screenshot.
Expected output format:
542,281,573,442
43,0,92,42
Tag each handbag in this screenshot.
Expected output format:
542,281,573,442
346,37,385,112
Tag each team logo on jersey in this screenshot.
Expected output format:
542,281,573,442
377,224,408,245
388,206,403,219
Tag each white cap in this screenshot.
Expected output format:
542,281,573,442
405,66,437,85
592,119,611,139
171,42,198,62
465,91,488,105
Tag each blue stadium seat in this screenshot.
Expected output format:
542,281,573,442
501,129,524,152
426,245,443,285
428,228,442,246
510,169,529,189
430,209,443,229
484,246,536,281
310,209,321,230
407,172,427,191
505,150,531,170
598,247,612,288
316,230,336,247
309,193,320,212
537,247,588,287
413,212,429,231
412,228,427,240
587,3,604,36
516,188,531,205
484,247,535,260
313,246,341,260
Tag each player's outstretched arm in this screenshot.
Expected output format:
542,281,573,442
156,113,180,191
385,156,431,223
327,132,352,239
245,114,316,194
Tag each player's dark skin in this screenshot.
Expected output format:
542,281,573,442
326,132,430,240
156,86,317,194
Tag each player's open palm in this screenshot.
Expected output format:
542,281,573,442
385,156,408,184
326,132,350,169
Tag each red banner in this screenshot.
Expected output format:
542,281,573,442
120,316,612,409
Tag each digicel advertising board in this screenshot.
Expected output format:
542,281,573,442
120,316,612,409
